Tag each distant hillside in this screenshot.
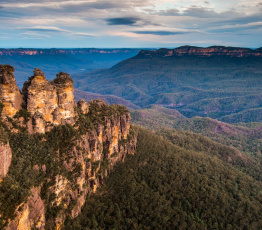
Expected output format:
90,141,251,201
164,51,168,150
75,46,262,123
0,48,141,87
131,105,262,157
74,89,140,110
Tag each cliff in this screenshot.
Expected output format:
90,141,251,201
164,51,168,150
138,46,262,58
0,65,137,229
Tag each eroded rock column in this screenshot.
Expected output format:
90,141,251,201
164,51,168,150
0,65,23,118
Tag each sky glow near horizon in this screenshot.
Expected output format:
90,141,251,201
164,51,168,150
0,0,261,48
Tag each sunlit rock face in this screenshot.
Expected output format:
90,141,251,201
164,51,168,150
52,72,75,125
77,99,89,114
0,65,23,118
0,141,12,182
23,68,58,126
22,69,75,133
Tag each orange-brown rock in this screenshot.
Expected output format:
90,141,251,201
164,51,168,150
6,187,45,230
0,140,12,181
0,65,23,118
77,99,89,114
23,68,58,132
51,72,75,125
22,69,76,133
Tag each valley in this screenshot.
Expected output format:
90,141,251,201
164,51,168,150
1,46,262,229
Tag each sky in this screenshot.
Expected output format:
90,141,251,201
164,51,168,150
0,0,262,48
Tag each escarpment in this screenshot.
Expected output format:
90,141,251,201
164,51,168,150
0,65,137,229
138,46,262,58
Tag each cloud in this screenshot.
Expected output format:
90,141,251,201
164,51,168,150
18,26,70,33
209,22,262,33
73,32,96,37
20,31,51,38
132,30,190,35
106,17,141,26
159,8,180,16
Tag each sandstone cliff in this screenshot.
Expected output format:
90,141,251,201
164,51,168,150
138,46,262,58
0,66,137,229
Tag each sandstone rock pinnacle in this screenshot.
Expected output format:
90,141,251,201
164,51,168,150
0,65,23,118
22,68,75,133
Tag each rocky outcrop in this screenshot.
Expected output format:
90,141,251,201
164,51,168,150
0,65,23,118
0,65,137,229
138,46,262,58
51,72,75,125
22,68,75,133
77,99,89,114
6,187,45,230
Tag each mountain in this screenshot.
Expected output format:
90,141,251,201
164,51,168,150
0,48,141,87
0,65,137,229
75,45,262,123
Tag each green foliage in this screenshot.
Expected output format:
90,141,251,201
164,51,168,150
14,108,31,124
64,128,262,229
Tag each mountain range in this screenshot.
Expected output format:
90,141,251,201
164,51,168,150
74,46,262,123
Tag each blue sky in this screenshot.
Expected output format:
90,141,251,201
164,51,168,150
0,0,261,48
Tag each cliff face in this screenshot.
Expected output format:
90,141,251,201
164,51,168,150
0,65,23,118
0,65,137,230
138,46,262,58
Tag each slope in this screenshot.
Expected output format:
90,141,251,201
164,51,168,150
64,128,262,230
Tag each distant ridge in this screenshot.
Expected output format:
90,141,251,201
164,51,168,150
0,48,141,56
138,45,262,57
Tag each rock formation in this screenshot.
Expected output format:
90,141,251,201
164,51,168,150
0,65,23,118
52,72,75,125
22,68,75,133
0,65,137,229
